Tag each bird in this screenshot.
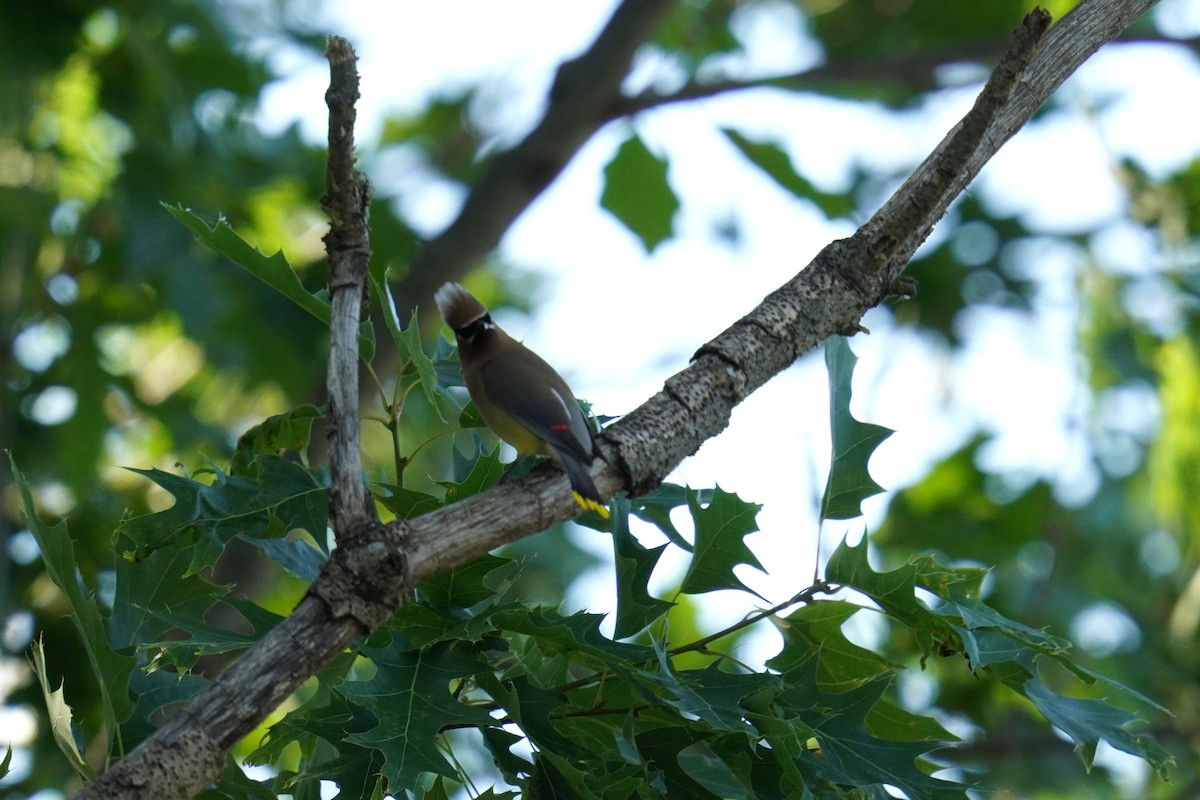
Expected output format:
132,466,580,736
434,282,609,519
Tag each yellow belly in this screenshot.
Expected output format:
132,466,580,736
473,396,550,460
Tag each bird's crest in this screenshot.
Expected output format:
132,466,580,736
435,282,489,331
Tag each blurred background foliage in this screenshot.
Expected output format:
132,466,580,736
1,0,1198,797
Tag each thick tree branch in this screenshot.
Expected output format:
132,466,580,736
75,1,1157,797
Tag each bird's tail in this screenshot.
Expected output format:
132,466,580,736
557,450,610,519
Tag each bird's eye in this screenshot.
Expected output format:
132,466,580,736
458,315,493,342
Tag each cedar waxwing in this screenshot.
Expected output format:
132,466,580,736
435,282,609,518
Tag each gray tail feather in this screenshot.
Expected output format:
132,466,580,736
556,449,602,504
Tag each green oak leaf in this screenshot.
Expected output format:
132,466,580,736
677,741,753,800
775,654,963,799
829,537,1169,778
231,405,322,475
165,204,374,359
770,600,897,692
722,128,854,219
439,444,505,502
612,497,675,638
1023,680,1173,779
601,133,679,253
418,553,512,611
122,669,208,751
628,483,711,550
138,598,284,672
822,336,893,520
646,655,772,733
13,458,137,732
825,536,962,660
108,532,229,654
375,484,444,520
342,638,497,790
371,269,444,420
680,486,766,598
119,456,327,573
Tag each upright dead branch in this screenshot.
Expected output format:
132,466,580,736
321,36,375,538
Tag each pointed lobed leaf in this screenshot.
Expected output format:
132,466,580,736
13,458,137,730
108,532,229,652
231,405,322,475
646,656,772,734
769,600,897,692
680,486,766,598
722,128,854,219
398,306,445,420
245,533,327,582
259,687,385,799
165,204,374,359
776,654,964,800
30,638,95,782
628,483,711,551
119,456,327,573
138,598,284,671
1023,679,1173,779
122,669,208,751
829,537,1170,780
439,445,505,503
371,270,445,420
341,638,498,790
601,133,679,253
487,606,655,668
375,484,444,520
825,536,960,659
611,498,675,638
418,553,512,612
822,336,893,520
481,726,532,785
477,673,590,762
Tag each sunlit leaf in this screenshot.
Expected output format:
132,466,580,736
166,204,375,359
30,638,95,782
231,405,323,475
439,444,505,502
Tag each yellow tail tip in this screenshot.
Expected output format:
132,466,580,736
572,491,611,519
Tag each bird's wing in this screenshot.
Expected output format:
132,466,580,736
481,348,595,463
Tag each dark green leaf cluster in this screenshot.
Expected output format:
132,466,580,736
12,305,1171,797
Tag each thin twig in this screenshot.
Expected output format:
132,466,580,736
668,583,833,657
